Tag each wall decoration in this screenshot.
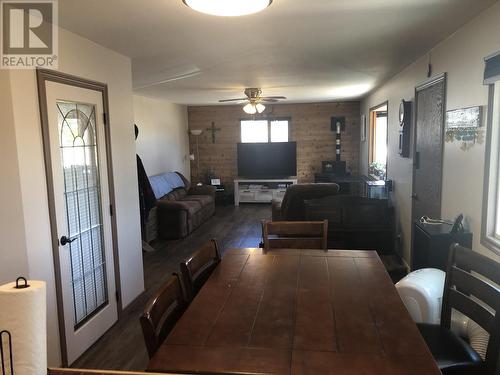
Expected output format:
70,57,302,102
398,100,412,157
445,106,483,151
331,116,346,132
360,114,367,142
206,121,221,143
331,117,345,161
188,102,361,185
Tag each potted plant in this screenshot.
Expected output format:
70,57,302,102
369,162,386,180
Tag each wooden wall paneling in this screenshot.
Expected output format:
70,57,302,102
188,101,361,185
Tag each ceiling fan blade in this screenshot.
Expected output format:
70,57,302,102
218,98,248,103
261,96,287,100
261,98,280,103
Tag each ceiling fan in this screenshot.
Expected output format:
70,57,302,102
219,88,286,114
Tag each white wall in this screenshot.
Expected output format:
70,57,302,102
2,27,144,365
361,1,500,264
133,95,190,177
0,71,29,283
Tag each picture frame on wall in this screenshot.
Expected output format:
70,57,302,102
360,114,367,142
444,106,483,150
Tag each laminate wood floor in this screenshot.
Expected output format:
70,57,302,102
71,204,271,371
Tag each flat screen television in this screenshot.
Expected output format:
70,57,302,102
237,142,297,178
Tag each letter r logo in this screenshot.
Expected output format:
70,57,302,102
2,1,53,54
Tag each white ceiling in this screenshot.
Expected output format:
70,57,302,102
59,0,497,105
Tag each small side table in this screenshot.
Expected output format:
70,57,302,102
412,221,473,271
215,186,231,206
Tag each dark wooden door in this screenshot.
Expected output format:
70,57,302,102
412,75,446,225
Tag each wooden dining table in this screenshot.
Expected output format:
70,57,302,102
147,248,441,375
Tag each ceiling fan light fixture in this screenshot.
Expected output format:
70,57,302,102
243,103,257,114
255,103,266,113
183,0,272,17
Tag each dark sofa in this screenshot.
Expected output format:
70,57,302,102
272,183,340,221
146,172,215,241
304,195,394,254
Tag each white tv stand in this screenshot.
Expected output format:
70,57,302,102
234,178,298,206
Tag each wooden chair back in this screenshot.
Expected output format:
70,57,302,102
441,244,500,375
180,239,221,300
262,220,328,250
49,370,166,375
140,273,187,358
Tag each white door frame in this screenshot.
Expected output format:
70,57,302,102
37,69,122,366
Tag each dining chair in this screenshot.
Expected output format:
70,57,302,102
417,243,500,375
180,239,221,301
140,273,187,358
262,220,328,250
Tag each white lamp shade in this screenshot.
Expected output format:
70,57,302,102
243,103,257,114
256,103,266,113
190,129,203,136
183,0,272,17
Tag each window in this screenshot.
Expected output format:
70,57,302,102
241,119,289,143
373,114,388,165
482,81,500,255
241,120,268,143
270,120,289,142
368,103,388,180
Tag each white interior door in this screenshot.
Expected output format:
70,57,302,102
45,81,117,364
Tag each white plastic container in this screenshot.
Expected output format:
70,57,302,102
395,268,446,324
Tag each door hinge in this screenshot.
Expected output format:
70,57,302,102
103,112,107,125
414,151,420,170
109,204,114,216
115,290,120,302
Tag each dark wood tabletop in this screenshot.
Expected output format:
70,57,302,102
147,248,441,375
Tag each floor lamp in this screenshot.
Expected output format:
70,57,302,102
190,129,203,178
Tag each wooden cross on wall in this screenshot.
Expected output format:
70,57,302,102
206,122,221,144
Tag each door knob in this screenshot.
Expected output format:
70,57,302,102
411,194,418,200
60,235,76,246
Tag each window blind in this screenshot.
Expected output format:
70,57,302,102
484,52,500,84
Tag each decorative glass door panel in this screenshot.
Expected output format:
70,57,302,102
45,81,117,365
57,101,108,328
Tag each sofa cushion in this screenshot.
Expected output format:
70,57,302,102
176,172,191,191
280,183,340,220
173,199,202,216
188,185,216,197
182,195,214,207
168,188,187,201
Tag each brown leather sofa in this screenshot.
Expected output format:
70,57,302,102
146,172,215,241
304,195,394,254
271,183,340,221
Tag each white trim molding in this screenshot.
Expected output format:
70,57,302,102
481,82,500,256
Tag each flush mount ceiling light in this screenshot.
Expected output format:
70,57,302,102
183,0,273,17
